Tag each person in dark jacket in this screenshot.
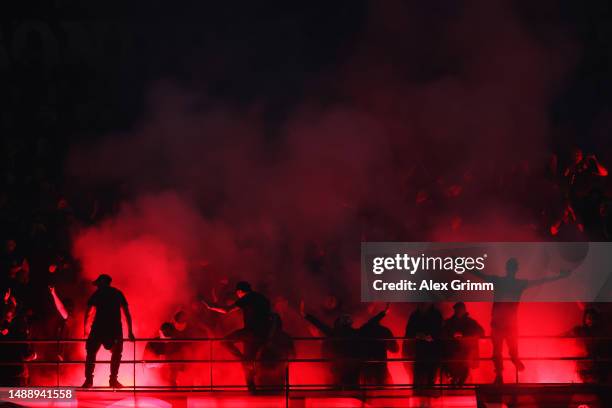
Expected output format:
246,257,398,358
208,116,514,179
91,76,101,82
255,313,295,391
203,281,271,393
300,300,389,389
568,307,610,384
82,274,135,388
360,304,397,385
403,303,443,388
144,322,181,386
441,302,485,386
472,258,570,384
0,294,34,386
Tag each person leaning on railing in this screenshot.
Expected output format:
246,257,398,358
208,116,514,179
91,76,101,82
566,307,610,384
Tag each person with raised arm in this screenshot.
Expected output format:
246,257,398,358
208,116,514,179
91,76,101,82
202,281,271,393
300,300,390,389
471,257,570,384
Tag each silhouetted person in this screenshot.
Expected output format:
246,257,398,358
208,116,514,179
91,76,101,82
82,274,134,388
1,239,30,304
568,308,610,384
403,303,442,389
30,285,72,381
565,149,608,199
441,302,484,386
0,293,33,386
203,281,271,393
472,258,570,384
360,304,397,385
144,322,180,386
255,313,295,391
300,300,389,389
551,148,608,235
166,311,196,384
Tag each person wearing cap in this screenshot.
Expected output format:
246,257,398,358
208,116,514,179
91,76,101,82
441,302,484,386
82,274,134,388
202,281,271,393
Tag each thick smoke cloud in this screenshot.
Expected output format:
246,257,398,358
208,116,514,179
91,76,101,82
68,0,580,350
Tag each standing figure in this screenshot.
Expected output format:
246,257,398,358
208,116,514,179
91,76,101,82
472,258,570,384
551,148,608,235
441,302,484,386
0,292,33,386
360,304,397,385
403,303,443,389
568,308,610,384
82,274,135,388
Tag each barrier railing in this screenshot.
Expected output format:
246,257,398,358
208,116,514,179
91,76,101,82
0,335,609,391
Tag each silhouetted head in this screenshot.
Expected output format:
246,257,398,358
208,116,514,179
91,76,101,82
323,295,339,312
57,197,69,210
573,148,584,164
2,298,16,323
235,281,252,299
173,311,188,331
4,308,15,323
92,274,112,287
160,322,174,338
583,308,599,328
334,314,353,330
505,258,519,277
453,302,467,318
273,296,289,313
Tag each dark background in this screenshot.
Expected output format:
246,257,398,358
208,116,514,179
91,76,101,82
2,1,612,182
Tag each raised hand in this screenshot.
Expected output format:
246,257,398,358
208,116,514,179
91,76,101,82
197,295,211,309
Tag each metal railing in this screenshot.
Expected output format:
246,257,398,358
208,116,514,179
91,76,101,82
0,335,609,391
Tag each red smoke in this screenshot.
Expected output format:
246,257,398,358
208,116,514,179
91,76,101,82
63,0,594,388
73,193,202,335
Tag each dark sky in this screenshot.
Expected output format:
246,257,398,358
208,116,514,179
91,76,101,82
2,1,612,155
